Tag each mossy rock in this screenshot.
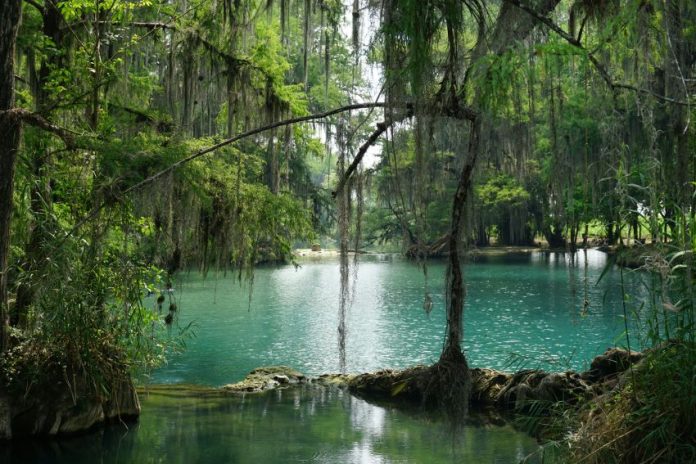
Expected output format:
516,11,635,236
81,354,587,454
314,373,355,387
344,349,641,413
0,377,139,439
223,366,307,393
581,347,644,383
470,368,512,405
348,366,431,402
137,384,222,398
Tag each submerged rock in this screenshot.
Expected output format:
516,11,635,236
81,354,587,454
217,349,643,414
52,401,105,435
495,370,593,411
470,368,512,404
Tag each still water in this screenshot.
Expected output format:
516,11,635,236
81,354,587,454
152,249,643,386
2,386,543,463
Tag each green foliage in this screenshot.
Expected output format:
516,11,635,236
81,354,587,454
58,0,155,22
365,129,458,250
474,48,528,116
544,201,696,463
4,0,361,397
185,146,314,268
250,22,309,115
477,174,530,208
564,341,696,464
1,225,171,397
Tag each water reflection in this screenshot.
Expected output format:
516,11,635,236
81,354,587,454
528,249,608,268
0,387,542,464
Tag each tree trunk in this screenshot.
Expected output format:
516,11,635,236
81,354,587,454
476,219,489,246
582,223,589,248
569,222,579,252
425,0,563,417
0,0,23,351
664,0,691,211
426,118,480,419
266,126,279,194
631,215,640,242
606,220,616,245
443,118,481,360
658,0,692,236
545,223,566,248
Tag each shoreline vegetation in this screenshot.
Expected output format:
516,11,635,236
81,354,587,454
293,241,663,259
0,344,642,440
214,348,644,420
294,245,541,258
133,346,648,458
153,340,691,463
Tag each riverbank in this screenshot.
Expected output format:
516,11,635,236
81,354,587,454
0,249,665,455
0,377,140,439
5,343,689,464
4,379,542,464
293,245,545,260
135,347,640,414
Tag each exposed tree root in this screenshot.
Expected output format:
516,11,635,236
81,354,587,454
423,347,472,421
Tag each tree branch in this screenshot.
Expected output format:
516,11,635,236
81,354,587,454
59,102,388,245
332,119,394,199
330,96,479,198
102,21,253,70
439,100,479,121
613,83,692,106
506,0,692,106
1,108,78,148
125,103,386,196
507,0,579,45
23,0,43,13
56,97,478,245
576,13,589,43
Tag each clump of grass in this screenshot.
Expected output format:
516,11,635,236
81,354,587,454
1,245,170,402
567,341,696,463
560,203,696,463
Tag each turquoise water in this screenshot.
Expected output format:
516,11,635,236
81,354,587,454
1,386,543,463
3,250,643,464
152,249,644,386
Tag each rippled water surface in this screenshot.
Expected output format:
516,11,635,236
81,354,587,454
2,387,543,464
152,250,643,386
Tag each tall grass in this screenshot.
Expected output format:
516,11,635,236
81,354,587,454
565,207,696,463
